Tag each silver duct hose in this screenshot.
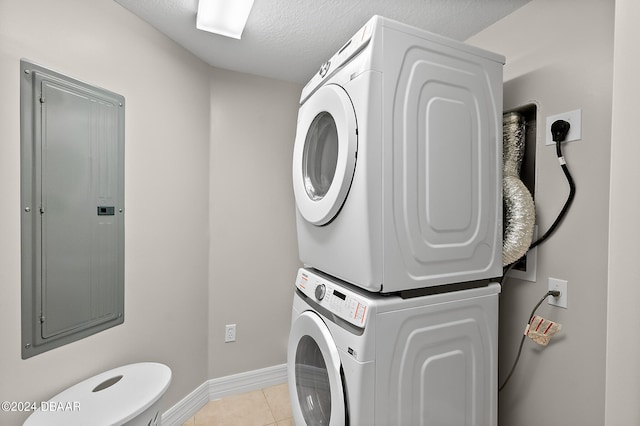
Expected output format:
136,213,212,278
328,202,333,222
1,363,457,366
503,112,535,266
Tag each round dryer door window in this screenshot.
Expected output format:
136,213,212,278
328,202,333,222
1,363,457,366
288,311,346,425
293,84,357,226
302,112,339,201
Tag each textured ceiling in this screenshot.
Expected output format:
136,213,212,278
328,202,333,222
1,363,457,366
113,0,530,84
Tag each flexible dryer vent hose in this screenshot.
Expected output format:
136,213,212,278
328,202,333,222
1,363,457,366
503,112,535,266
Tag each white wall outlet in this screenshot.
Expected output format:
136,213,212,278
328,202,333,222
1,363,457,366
548,278,568,309
225,324,236,342
546,109,582,146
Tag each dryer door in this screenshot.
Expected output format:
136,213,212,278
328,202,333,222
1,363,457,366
288,311,346,426
292,84,357,226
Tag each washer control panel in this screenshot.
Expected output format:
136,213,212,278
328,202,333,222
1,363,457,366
296,269,369,328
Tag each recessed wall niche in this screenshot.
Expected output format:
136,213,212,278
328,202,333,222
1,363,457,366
505,103,537,282
20,60,125,358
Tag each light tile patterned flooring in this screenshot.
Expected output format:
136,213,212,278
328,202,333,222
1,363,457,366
181,383,293,426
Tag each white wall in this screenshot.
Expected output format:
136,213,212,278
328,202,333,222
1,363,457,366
606,0,640,423
0,1,211,424
208,68,301,378
467,0,614,424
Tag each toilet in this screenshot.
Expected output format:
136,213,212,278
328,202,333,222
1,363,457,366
24,362,171,426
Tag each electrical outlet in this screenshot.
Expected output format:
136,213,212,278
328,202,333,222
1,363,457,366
548,278,568,309
546,109,582,146
225,324,236,342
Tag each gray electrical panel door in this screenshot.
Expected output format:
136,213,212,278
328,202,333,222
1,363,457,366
21,60,125,358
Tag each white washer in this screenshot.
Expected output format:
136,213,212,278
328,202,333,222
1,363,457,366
287,268,500,426
292,16,505,293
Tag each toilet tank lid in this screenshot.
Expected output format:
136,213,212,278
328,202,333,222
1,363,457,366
24,362,172,426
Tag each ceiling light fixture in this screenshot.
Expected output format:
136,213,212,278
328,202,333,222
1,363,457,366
196,0,255,39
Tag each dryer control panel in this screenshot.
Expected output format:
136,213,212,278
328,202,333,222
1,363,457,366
295,268,369,328
299,16,374,104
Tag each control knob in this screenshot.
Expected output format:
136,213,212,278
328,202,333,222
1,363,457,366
318,60,331,78
315,284,326,301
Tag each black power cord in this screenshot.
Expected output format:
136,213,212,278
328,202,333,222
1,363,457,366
502,120,574,273
498,289,561,392
530,119,575,248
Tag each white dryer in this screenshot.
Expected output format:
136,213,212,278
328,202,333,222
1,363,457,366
292,16,505,293
287,268,500,425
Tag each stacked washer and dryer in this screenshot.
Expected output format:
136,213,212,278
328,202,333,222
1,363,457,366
287,16,505,425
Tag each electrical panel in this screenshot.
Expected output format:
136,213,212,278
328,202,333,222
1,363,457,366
21,60,125,358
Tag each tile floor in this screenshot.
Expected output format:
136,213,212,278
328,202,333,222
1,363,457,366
181,383,293,426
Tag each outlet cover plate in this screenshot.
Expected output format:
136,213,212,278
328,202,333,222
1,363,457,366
546,109,582,146
225,324,236,342
548,278,568,308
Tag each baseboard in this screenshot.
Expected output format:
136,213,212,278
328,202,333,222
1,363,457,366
162,364,288,425
161,380,209,426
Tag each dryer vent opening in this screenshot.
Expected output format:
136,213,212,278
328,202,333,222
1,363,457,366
503,111,535,266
